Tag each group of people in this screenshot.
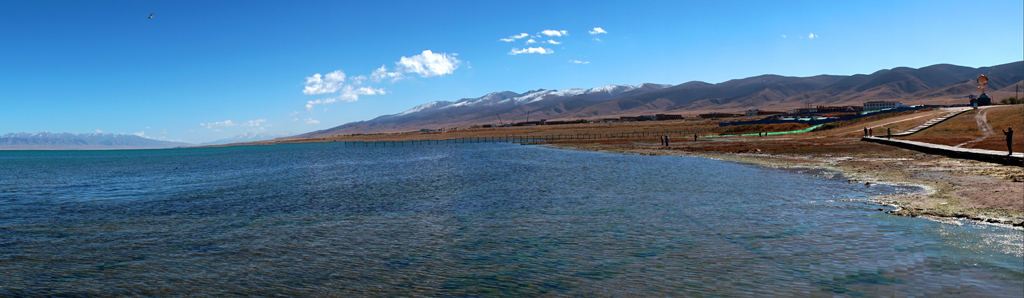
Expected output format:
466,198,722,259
862,127,892,139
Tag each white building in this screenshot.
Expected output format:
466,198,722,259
863,101,902,111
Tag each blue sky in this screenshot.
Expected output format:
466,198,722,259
2,0,1022,144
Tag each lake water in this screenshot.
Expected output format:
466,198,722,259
1,143,1021,296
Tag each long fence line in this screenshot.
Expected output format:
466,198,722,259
325,129,715,147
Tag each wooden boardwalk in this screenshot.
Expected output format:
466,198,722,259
862,136,1023,166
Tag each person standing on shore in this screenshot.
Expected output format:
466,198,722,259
887,128,891,140
868,128,873,137
1003,127,1014,155
664,135,670,147
863,127,867,137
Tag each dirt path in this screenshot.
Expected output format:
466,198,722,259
956,107,994,147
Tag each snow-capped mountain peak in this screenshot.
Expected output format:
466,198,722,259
391,83,669,118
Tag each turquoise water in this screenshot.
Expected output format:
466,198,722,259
1,143,1021,296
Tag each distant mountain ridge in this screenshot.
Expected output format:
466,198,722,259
0,132,191,150
297,83,672,137
201,132,294,146
298,61,1022,137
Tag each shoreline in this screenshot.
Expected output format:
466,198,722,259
206,105,1024,229
545,142,1024,229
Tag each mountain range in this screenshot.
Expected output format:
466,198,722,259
201,131,294,146
299,61,1023,137
0,132,191,150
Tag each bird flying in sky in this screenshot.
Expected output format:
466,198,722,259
148,13,153,19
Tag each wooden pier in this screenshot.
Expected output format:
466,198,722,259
862,136,1023,166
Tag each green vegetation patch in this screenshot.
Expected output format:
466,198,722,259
717,123,811,135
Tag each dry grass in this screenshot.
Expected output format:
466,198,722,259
717,123,811,135
902,109,984,146
964,104,1024,151
804,109,945,138
873,109,945,135
274,117,774,144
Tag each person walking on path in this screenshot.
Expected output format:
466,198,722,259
868,128,873,137
1003,127,1014,155
863,127,868,137
887,128,891,140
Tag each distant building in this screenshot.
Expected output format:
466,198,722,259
971,94,992,106
745,109,785,116
655,114,684,120
787,107,818,114
863,101,902,111
816,106,863,113
698,112,741,119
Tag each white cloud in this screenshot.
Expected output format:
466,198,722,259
304,118,320,124
508,47,554,55
589,27,607,35
132,131,150,138
350,75,367,85
306,98,346,111
305,85,387,110
569,60,589,64
546,39,561,45
302,70,346,95
781,34,787,38
354,86,386,95
525,38,537,44
500,33,529,42
200,120,237,129
95,129,103,133
808,33,818,39
395,50,461,77
298,50,458,111
540,29,568,37
370,65,404,82
242,119,267,127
